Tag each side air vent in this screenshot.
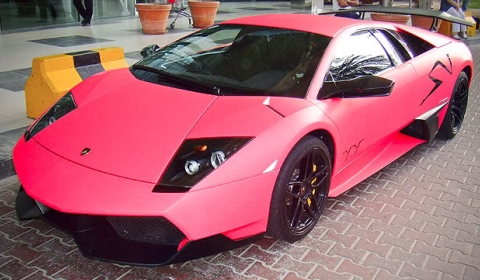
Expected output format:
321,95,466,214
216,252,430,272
107,217,186,246
401,103,447,143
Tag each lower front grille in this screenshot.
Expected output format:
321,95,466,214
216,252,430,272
107,217,186,246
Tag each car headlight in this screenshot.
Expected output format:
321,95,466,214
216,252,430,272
25,92,77,141
153,138,252,192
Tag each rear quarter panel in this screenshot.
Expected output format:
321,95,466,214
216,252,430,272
406,41,473,125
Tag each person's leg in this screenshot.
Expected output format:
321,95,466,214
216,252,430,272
84,0,93,23
73,0,87,18
457,9,467,38
38,0,48,20
447,7,462,38
462,0,470,11
49,1,57,19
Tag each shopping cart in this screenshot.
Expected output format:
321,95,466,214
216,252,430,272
168,0,192,29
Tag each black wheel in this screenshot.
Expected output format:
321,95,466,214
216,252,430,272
438,71,469,139
267,136,331,242
170,22,175,29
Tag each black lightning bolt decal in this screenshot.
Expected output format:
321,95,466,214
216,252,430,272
420,54,453,106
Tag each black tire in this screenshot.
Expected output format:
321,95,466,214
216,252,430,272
267,136,331,242
438,71,469,139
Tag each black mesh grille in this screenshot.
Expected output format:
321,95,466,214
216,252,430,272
107,217,186,246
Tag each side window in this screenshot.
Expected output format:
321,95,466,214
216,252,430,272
371,29,405,66
326,30,393,82
396,31,434,58
376,29,413,61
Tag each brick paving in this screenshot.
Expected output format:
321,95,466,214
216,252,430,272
1,45,480,279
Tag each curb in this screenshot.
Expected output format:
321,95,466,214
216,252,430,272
0,127,27,180
0,158,15,180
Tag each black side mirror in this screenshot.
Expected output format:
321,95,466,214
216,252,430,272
318,75,395,99
140,44,161,58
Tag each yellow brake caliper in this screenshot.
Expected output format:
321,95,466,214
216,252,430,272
307,164,317,207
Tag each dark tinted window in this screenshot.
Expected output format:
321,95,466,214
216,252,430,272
326,30,392,82
371,29,405,66
376,29,413,61
131,25,331,98
396,31,435,57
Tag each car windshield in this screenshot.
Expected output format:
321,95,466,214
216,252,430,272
130,24,331,98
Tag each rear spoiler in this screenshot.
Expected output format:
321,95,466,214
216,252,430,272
319,6,474,31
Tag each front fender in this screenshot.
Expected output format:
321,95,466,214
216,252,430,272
194,105,340,191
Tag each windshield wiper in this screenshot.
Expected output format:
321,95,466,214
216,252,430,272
131,64,221,95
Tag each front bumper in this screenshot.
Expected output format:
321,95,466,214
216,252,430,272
13,136,278,241
13,136,277,265
16,186,261,266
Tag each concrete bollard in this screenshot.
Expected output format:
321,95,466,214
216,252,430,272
24,47,129,119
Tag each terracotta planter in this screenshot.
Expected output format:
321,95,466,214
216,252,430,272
411,15,434,30
370,13,410,25
136,3,172,35
188,1,220,28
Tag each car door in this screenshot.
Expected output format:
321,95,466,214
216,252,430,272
314,29,418,174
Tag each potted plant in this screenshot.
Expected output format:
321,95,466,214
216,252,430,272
370,0,410,25
187,0,220,28
136,0,172,35
370,13,411,25
410,0,435,30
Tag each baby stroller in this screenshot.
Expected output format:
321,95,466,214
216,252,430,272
168,0,192,28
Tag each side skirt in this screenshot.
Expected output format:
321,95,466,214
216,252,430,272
329,132,424,197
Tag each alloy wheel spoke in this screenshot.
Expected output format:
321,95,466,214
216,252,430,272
287,183,302,199
304,202,317,220
306,163,325,179
302,152,313,181
308,166,327,187
451,109,462,125
289,198,303,228
453,100,466,110
308,195,320,213
288,181,303,187
451,103,460,112
455,91,468,105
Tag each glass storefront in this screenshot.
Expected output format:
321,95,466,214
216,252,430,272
0,0,136,31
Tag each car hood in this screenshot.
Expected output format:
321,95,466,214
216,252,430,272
33,69,309,183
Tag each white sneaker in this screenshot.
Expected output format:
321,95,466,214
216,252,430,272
460,33,468,39
453,34,461,40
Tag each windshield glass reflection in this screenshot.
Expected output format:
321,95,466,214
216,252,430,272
131,24,331,98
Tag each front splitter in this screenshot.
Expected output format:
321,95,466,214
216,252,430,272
16,186,263,266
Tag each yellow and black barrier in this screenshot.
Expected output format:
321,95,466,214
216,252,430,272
438,11,476,38
25,47,129,119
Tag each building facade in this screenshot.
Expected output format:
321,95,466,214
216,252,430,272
0,0,137,31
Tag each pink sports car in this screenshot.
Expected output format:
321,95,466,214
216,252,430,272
14,14,472,265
